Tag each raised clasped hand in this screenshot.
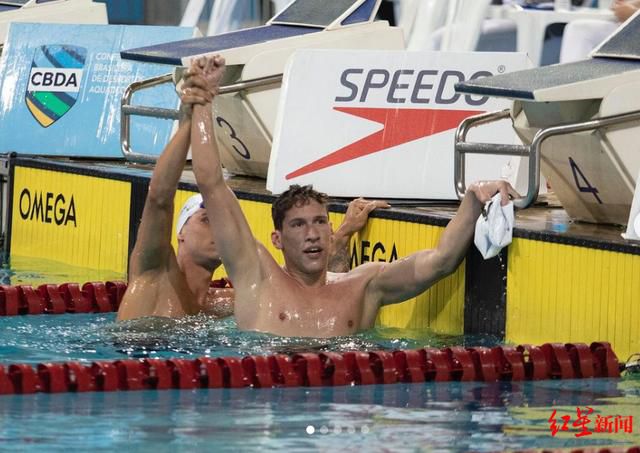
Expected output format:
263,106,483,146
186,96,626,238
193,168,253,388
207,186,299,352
192,54,226,96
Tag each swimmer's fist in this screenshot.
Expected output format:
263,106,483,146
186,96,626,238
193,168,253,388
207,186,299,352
468,180,519,206
178,68,215,119
189,55,226,95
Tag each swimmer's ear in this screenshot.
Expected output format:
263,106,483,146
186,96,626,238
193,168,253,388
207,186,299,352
177,230,185,244
271,230,283,250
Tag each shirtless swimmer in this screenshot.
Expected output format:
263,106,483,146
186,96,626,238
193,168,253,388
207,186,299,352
188,55,520,338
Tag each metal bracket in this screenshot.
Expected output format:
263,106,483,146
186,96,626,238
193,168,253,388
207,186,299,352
454,107,640,209
120,72,283,164
0,154,12,261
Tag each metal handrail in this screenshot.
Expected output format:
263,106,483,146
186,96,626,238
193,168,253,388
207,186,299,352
454,107,640,209
121,73,177,164
218,73,283,94
120,72,283,164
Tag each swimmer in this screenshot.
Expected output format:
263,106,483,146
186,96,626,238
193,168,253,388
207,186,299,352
116,63,388,321
188,55,519,338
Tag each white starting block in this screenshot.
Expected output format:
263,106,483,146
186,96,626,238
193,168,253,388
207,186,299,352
0,0,107,46
453,12,640,226
119,0,404,176
624,170,640,240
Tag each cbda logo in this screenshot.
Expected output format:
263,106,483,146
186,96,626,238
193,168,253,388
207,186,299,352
26,45,87,128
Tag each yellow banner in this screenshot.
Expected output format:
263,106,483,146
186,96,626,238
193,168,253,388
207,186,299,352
507,238,640,363
11,166,130,275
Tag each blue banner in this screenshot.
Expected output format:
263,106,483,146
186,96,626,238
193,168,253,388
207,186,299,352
0,23,195,158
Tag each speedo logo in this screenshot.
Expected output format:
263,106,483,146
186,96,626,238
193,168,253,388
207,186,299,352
18,188,77,227
286,67,492,180
28,68,83,93
334,68,492,106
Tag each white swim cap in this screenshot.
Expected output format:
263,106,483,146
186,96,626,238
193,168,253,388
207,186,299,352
176,193,204,235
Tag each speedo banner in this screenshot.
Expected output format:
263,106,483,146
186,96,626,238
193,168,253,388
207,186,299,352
0,23,197,158
267,49,532,199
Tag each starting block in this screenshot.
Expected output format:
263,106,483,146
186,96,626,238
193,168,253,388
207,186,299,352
120,0,404,176
453,11,640,226
0,0,107,46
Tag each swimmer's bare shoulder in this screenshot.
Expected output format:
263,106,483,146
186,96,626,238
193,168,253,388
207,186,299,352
324,263,384,309
117,258,193,320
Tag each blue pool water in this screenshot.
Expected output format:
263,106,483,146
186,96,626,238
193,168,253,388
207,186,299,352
0,379,638,451
0,312,499,364
1,259,639,452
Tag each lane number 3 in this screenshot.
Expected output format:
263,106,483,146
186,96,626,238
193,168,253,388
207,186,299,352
216,116,251,159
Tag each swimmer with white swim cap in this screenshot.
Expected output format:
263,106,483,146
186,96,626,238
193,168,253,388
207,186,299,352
116,65,228,321
117,64,386,321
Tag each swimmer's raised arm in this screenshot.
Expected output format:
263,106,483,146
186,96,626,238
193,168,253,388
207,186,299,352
329,198,390,272
128,70,213,277
189,56,263,291
365,180,517,306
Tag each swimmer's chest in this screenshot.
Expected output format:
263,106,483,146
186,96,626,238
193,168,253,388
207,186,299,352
252,278,366,336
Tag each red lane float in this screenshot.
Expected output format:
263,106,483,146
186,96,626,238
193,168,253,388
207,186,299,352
0,285,19,316
268,354,301,387
17,285,45,315
0,342,623,396
58,283,92,313
0,281,126,315
0,280,235,315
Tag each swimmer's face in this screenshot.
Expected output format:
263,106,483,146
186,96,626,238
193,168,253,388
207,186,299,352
271,200,332,275
178,208,220,269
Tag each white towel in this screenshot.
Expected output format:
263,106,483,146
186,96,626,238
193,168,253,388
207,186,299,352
474,193,514,260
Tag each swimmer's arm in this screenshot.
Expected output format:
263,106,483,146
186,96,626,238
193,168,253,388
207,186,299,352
129,122,191,276
190,57,262,287
368,181,516,305
129,78,213,276
329,199,390,272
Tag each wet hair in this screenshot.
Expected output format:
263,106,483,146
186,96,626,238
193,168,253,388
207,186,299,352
272,184,329,230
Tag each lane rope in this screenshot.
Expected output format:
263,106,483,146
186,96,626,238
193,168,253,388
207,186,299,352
0,279,230,315
0,342,622,395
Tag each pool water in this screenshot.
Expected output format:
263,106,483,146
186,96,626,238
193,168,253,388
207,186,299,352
1,258,639,452
0,312,500,364
0,379,638,452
